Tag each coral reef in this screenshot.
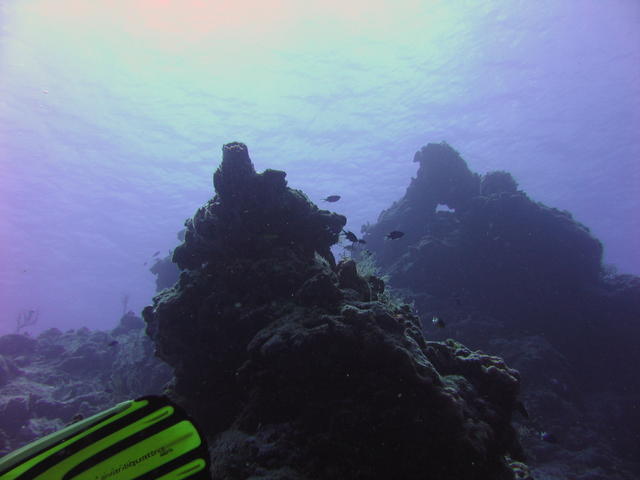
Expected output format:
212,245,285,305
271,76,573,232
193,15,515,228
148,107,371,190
361,141,638,387
9,140,635,478
361,142,640,479
0,314,171,455
149,229,184,291
480,170,518,196
150,256,180,291
143,142,526,479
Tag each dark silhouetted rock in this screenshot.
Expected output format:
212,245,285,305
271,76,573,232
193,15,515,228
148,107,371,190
150,257,180,292
362,141,640,479
409,142,481,211
144,142,525,479
363,142,606,344
480,170,519,195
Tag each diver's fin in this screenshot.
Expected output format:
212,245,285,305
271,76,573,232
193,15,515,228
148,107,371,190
0,395,211,480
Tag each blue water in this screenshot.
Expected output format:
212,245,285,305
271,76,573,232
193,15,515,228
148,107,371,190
0,0,638,334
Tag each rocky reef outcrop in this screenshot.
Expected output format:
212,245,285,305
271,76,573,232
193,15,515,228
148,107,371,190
362,142,639,388
142,142,528,479
362,141,640,479
149,229,184,291
0,314,171,456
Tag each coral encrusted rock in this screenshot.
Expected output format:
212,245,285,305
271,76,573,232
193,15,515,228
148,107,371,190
362,142,604,336
143,142,525,479
360,141,640,479
0,317,171,457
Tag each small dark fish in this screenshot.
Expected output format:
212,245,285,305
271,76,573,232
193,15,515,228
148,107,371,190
323,195,341,202
343,230,358,243
358,239,366,244
152,250,161,257
104,388,113,393
108,340,119,347
432,316,446,328
514,400,529,419
386,231,404,240
540,431,558,444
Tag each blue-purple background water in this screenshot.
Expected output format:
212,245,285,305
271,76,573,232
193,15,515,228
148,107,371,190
1,0,638,334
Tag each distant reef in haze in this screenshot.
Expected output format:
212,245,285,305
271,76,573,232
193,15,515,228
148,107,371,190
360,141,640,479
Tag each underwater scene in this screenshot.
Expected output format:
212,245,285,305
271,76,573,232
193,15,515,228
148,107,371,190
0,1,638,479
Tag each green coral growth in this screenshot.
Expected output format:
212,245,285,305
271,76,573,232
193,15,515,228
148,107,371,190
355,251,415,311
